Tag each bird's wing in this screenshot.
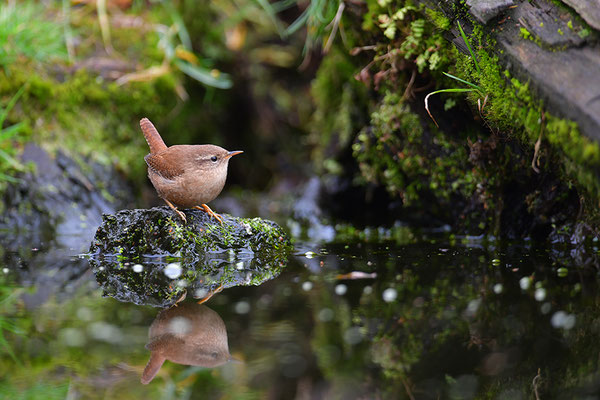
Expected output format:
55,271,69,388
145,152,186,180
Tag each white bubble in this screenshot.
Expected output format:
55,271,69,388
382,288,397,303
76,307,94,321
551,311,576,330
176,279,188,288
132,264,143,273
195,288,208,298
302,281,313,291
236,261,244,270
59,328,86,347
519,277,531,290
465,298,482,317
493,284,503,294
88,321,122,344
2,268,8,274
335,284,347,295
541,302,552,314
168,316,191,335
164,263,182,279
363,286,373,295
343,326,363,345
234,301,251,314
318,308,334,322
305,251,317,259
534,288,546,301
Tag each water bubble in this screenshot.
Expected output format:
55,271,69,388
519,277,531,290
132,264,143,273
534,288,546,301
465,298,482,317
76,307,94,321
2,268,8,274
88,322,122,344
234,301,251,314
195,288,208,298
363,286,373,295
301,281,313,291
551,311,576,330
168,316,191,335
382,288,397,303
236,261,244,270
305,251,317,259
491,258,501,266
493,283,503,294
59,328,86,347
541,302,552,314
164,263,182,279
343,326,364,345
318,308,334,322
335,284,347,295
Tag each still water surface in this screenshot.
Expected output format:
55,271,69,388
1,232,599,399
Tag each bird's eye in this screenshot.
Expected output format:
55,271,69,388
211,156,218,162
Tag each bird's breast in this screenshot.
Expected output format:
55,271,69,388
148,166,227,208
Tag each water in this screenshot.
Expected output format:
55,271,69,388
1,233,600,399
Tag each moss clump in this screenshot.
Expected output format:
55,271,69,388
89,206,292,307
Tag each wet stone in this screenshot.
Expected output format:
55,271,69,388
466,0,515,24
515,0,586,49
561,0,600,30
88,207,293,307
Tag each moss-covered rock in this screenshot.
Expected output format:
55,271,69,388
88,207,292,307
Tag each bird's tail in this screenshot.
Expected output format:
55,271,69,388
140,118,168,154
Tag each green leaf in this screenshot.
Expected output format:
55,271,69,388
457,21,481,76
0,122,24,141
442,72,483,91
174,60,233,89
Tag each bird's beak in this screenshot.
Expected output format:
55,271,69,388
225,150,243,159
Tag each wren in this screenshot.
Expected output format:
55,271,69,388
140,118,242,224
141,303,232,384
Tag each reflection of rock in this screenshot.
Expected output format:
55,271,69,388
89,207,291,307
141,303,231,384
0,144,131,251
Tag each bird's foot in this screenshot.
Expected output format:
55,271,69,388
194,204,223,224
196,284,224,304
164,199,187,223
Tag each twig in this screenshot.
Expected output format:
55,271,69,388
400,375,415,400
403,69,417,100
532,368,541,400
97,0,113,54
531,111,545,173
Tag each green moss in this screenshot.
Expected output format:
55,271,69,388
310,47,368,167
425,8,451,30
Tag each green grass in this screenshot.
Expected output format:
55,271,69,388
0,2,67,66
424,21,485,127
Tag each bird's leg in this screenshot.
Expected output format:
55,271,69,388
196,284,224,305
163,199,187,223
194,204,223,224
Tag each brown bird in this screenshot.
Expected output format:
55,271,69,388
140,118,242,224
141,303,232,384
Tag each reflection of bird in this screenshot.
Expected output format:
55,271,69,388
140,118,243,224
141,302,232,384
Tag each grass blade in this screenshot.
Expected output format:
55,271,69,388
457,21,481,76
442,72,483,92
0,122,24,141
255,0,285,37
0,85,26,129
425,88,477,128
174,60,233,89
